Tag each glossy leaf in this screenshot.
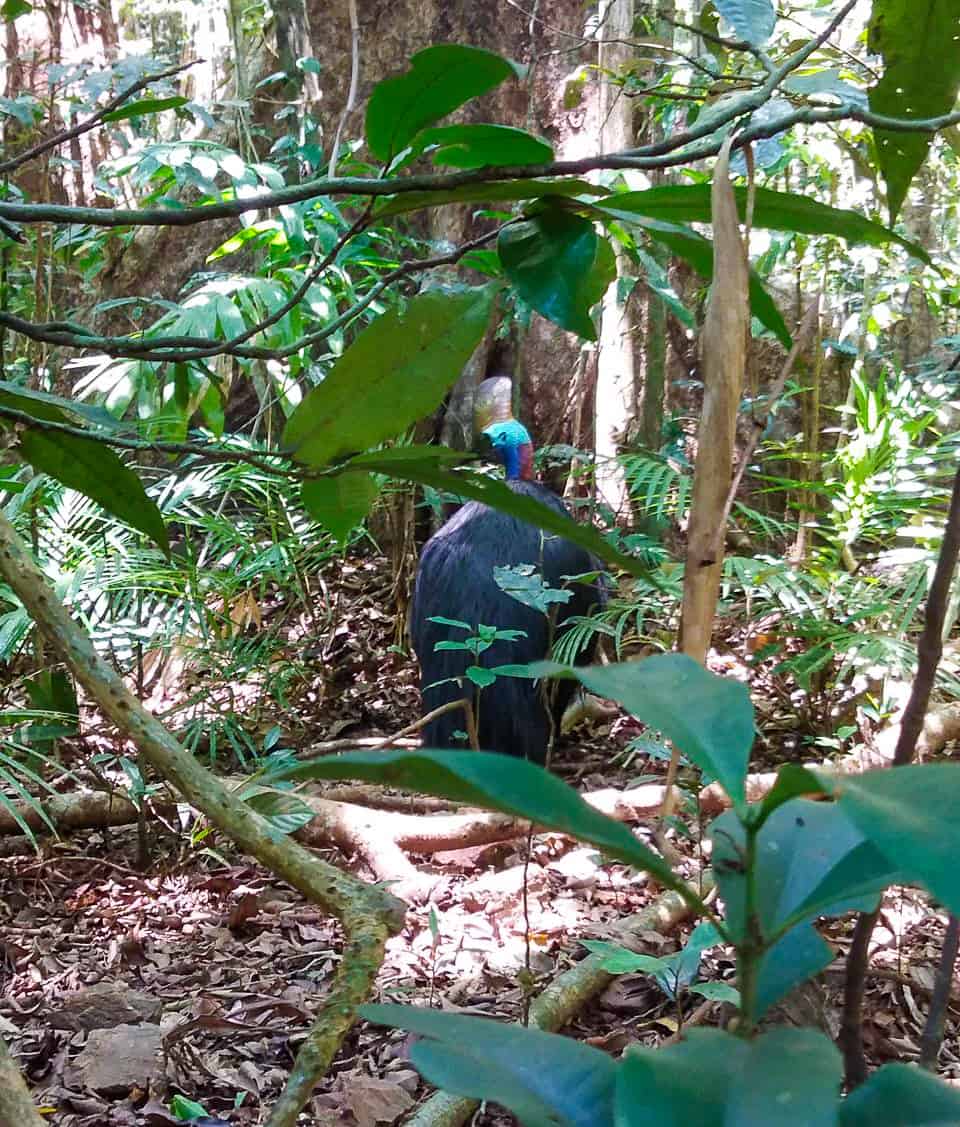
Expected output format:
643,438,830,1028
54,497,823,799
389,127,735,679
754,924,834,1020
417,123,552,168
2,0,31,21
714,0,776,45
612,216,790,347
493,564,573,612
616,1027,840,1126
532,654,754,805
375,178,604,218
366,45,520,161
268,749,682,889
839,1062,960,1126
242,790,315,835
498,207,616,340
868,0,960,220
301,472,379,543
599,185,928,262
362,1004,616,1127
346,452,655,578
102,96,189,122
712,800,899,942
17,429,168,552
282,285,495,466
821,763,960,916
757,763,828,824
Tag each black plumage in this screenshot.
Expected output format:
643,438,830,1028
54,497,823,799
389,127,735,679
410,385,603,763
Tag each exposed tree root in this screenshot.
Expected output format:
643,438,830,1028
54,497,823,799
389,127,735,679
405,876,711,1127
699,700,960,815
0,512,405,1127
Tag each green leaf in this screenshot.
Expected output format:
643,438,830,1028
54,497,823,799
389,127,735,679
868,0,960,221
595,211,790,347
757,763,829,824
1,0,30,19
713,0,776,45
616,1027,840,1126
362,1005,616,1127
689,981,740,1005
466,665,497,687
301,471,379,543
417,123,553,169
282,286,495,466
242,789,316,835
754,924,834,1019
821,764,960,916
712,800,899,943
839,1062,960,1126
345,452,653,578
375,178,604,218
268,749,682,890
493,564,572,613
366,45,520,161
0,379,123,431
586,922,722,1000
531,654,754,805
101,96,189,123
600,185,929,262
17,430,168,553
498,207,615,340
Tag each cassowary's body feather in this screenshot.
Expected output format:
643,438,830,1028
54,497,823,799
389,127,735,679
411,479,603,762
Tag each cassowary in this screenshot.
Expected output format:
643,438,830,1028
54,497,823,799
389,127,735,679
410,379,604,763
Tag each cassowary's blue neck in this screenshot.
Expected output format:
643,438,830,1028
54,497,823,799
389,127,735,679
482,419,534,482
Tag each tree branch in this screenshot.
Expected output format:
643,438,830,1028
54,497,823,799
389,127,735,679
0,60,200,176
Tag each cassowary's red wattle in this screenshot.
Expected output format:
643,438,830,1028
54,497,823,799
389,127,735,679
410,385,604,763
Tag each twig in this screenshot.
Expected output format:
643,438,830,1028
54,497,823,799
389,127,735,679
841,458,960,1089
0,61,200,176
713,296,821,557
328,0,360,178
920,915,960,1069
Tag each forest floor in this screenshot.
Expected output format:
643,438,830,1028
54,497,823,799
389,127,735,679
1,552,958,1125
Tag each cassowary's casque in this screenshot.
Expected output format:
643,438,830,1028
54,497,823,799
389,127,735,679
410,378,604,763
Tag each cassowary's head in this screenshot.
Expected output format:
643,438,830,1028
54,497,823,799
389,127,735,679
480,419,534,481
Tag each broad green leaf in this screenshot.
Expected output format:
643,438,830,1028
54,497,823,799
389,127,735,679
366,45,520,161
493,564,573,612
2,0,30,19
466,665,497,687
869,0,960,221
821,764,960,916
375,178,604,218
362,1005,616,1127
616,1027,840,1126
102,96,189,123
531,654,753,805
268,749,682,890
417,123,553,168
585,922,721,1000
17,429,168,552
757,763,828,824
242,790,315,835
0,380,122,430
712,800,899,942
282,285,495,466
689,981,740,1005
600,185,928,262
499,207,616,340
714,0,776,45
839,1062,960,1126
754,924,834,1020
589,205,790,346
301,472,379,543
345,452,653,578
